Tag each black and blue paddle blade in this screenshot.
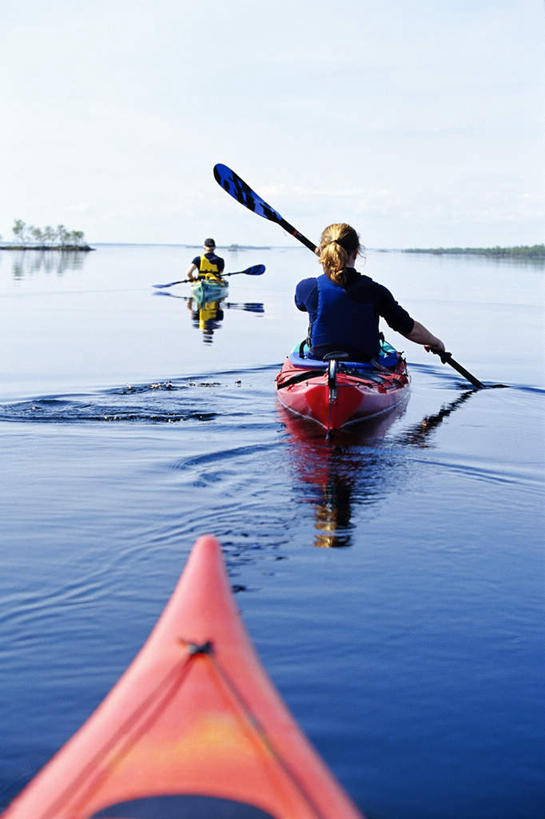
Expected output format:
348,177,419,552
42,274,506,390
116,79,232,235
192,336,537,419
244,264,265,276
222,264,265,278
213,165,283,225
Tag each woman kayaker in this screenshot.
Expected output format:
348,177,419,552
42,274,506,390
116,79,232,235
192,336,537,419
295,223,445,362
186,238,225,282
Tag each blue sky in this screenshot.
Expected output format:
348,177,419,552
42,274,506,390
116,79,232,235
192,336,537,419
2,0,544,247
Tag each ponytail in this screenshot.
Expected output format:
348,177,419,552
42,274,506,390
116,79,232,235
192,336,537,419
318,223,361,286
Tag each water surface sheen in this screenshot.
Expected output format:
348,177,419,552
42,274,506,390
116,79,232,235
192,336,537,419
1,245,543,817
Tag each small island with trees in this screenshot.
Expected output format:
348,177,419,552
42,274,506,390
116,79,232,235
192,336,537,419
0,219,94,251
402,244,545,259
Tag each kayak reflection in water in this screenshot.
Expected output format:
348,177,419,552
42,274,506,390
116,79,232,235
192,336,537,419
281,390,476,548
187,296,225,343
281,404,407,548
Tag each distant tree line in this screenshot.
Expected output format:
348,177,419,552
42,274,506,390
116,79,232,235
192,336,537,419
0,219,92,250
403,245,545,259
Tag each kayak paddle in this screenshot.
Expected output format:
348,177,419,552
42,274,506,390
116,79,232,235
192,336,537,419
153,263,265,289
213,164,318,253
435,351,484,389
213,163,494,391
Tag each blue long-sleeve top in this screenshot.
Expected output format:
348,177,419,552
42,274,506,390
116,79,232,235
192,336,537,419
295,269,414,361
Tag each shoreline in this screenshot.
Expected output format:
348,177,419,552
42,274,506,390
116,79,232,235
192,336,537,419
0,244,94,252
402,244,545,259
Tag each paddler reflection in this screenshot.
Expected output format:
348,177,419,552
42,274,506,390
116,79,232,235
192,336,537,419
185,296,265,343
155,288,264,342
314,472,353,548
280,405,407,548
279,390,475,548
187,295,225,343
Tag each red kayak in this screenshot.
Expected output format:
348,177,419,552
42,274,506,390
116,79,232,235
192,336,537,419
276,342,410,432
3,535,363,819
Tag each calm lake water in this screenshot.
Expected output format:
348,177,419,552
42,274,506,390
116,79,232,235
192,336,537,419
0,244,544,818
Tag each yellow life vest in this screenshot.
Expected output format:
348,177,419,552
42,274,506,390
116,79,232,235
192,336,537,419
198,254,223,281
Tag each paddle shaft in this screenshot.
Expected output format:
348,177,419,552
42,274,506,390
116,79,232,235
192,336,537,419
276,217,317,253
154,276,217,289
153,264,264,289
438,352,484,389
214,164,490,390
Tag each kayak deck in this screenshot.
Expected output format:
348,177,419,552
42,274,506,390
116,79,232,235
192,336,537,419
3,535,363,819
192,276,229,303
276,347,410,432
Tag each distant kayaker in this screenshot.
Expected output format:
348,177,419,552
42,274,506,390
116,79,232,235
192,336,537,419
186,238,225,282
295,223,445,362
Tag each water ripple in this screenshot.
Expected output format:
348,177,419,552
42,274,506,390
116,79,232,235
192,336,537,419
0,374,260,424
407,454,544,490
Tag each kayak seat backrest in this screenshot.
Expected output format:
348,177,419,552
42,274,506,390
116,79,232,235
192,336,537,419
322,350,351,361
288,351,327,370
289,343,399,371
203,273,226,284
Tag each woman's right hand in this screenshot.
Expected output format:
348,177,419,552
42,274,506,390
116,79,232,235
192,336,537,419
425,338,445,355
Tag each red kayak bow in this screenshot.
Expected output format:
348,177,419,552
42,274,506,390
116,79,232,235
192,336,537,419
3,535,363,819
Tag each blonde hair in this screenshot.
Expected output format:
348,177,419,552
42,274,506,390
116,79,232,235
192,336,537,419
317,223,361,286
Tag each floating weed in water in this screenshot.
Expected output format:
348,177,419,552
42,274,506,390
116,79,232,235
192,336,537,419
113,378,244,395
120,381,177,394
0,371,260,424
101,412,216,423
0,395,218,424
